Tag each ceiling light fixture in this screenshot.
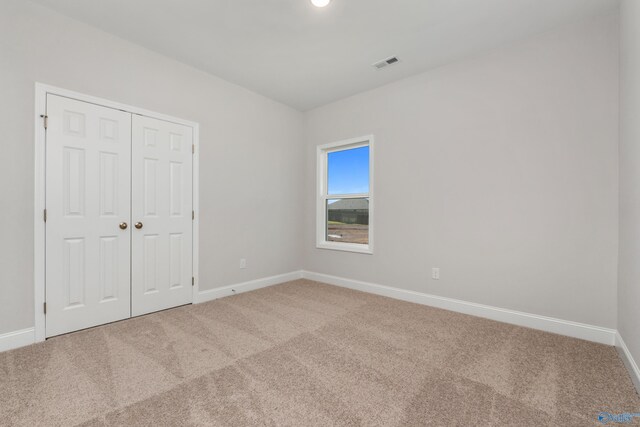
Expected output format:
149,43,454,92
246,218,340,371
311,0,331,8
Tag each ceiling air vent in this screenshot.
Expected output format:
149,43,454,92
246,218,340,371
373,56,400,70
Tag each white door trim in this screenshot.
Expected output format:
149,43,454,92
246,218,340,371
34,82,200,343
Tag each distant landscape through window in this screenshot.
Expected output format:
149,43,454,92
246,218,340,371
326,146,370,245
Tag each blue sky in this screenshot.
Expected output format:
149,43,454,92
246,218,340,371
328,146,369,194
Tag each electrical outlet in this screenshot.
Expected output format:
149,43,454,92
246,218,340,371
240,258,247,269
432,268,440,280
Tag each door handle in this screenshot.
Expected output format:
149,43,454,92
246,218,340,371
135,222,144,229
119,222,128,230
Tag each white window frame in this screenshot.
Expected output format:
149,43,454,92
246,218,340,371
316,135,374,254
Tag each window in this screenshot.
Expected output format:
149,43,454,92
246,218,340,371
317,136,373,254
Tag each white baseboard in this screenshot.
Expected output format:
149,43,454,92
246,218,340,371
301,271,617,346
616,332,640,393
195,270,304,304
0,270,623,362
0,328,35,353
0,271,304,354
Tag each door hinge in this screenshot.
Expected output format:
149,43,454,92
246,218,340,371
192,277,195,287
40,114,48,129
44,302,47,314
192,144,195,154
43,209,47,222
192,210,195,220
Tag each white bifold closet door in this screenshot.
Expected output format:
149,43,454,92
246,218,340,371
45,95,132,337
131,115,193,317
45,95,193,337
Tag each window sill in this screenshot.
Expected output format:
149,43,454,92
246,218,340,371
316,242,373,255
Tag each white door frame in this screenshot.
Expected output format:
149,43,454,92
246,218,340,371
34,83,200,343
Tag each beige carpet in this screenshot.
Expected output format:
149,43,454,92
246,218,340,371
1,279,638,426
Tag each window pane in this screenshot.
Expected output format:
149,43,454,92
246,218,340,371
326,198,369,244
328,146,369,195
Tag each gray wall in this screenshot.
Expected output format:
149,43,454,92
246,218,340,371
0,2,624,339
618,0,640,368
0,0,304,335
304,14,620,328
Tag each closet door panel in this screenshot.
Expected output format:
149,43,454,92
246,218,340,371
45,95,132,337
131,116,193,316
